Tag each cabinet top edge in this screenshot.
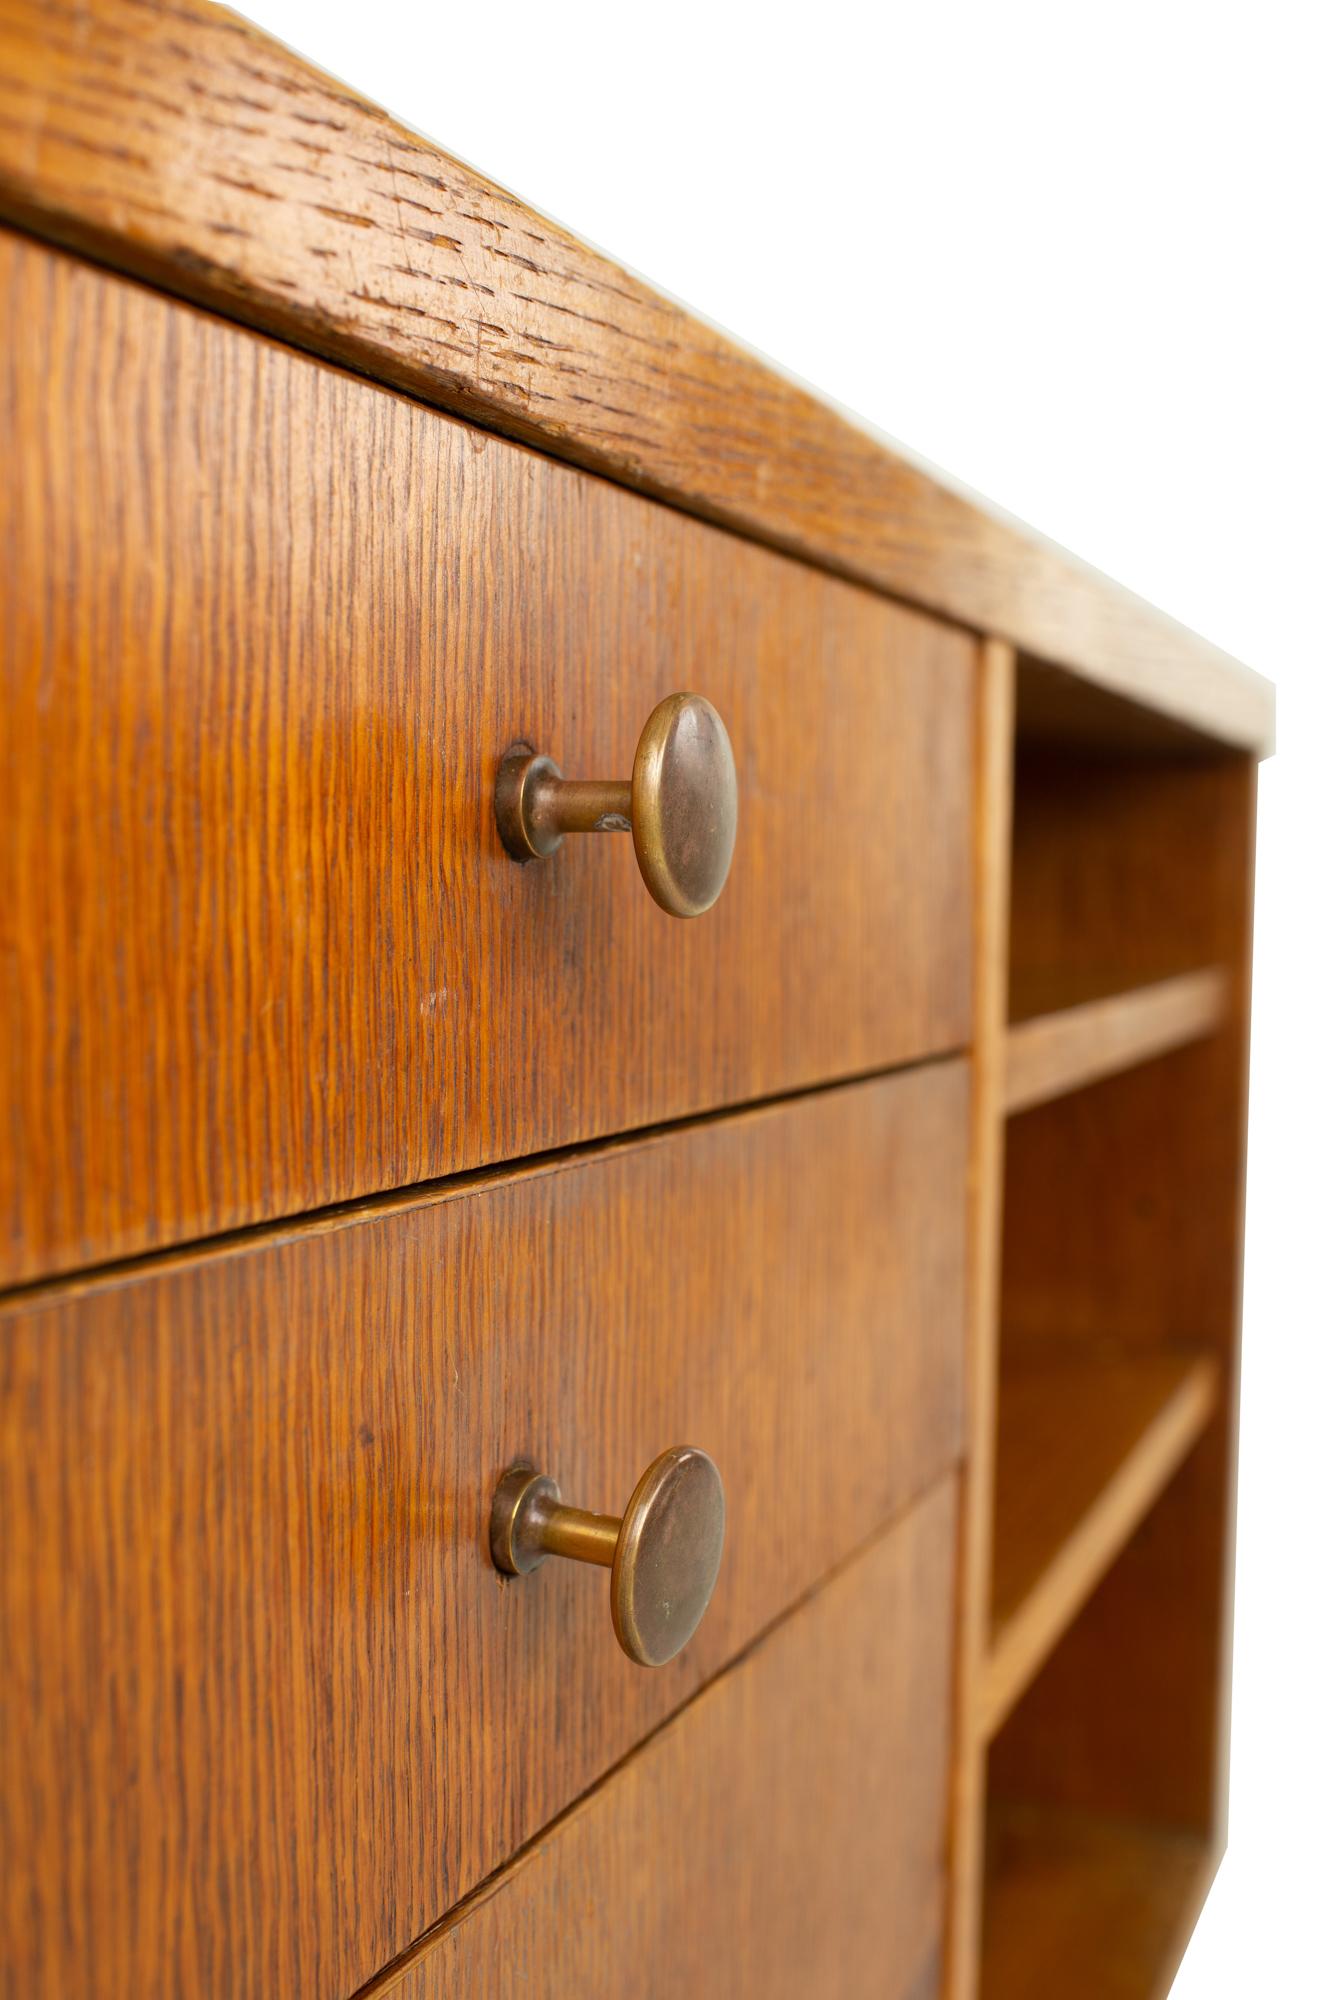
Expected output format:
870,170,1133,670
0,0,1274,753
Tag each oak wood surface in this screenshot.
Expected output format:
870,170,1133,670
981,1800,1212,2000
1008,753,1248,1023
984,1347,1218,1737
1003,767,1255,1359
0,0,1273,752
365,1479,957,2000
1003,968,1228,1114
1012,655,1252,757
966,748,1255,1989
0,1064,967,2000
0,226,974,1287
946,638,1016,2000
995,757,1256,1836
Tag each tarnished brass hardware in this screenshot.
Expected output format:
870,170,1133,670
490,1445,726,1667
494,693,738,918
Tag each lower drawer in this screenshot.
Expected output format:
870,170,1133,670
0,1062,966,1999
390,1477,958,2000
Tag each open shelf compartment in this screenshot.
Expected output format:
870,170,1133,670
1007,742,1247,1028
980,1435,1228,2000
960,686,1256,2000
1004,969,1228,1116
982,1799,1212,2000
985,1342,1218,1737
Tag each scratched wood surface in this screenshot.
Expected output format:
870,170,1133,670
0,227,974,1285
0,1063,967,2000
0,0,1272,751
367,1481,958,2000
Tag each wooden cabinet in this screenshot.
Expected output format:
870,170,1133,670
955,736,1258,1999
0,228,972,1289
1,1067,966,1999
0,5,1273,1997
387,1483,958,2000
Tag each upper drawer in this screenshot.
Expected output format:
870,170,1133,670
0,232,974,1284
0,1061,966,2000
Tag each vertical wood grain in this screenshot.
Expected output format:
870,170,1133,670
367,1480,959,2000
1007,751,1248,1022
991,757,1256,1840
946,639,1015,1999
0,226,974,1286
0,1066,967,2000
0,0,1276,752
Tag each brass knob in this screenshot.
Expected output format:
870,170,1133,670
495,693,738,918
490,1446,726,1667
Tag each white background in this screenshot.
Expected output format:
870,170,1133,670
241,3,1332,1986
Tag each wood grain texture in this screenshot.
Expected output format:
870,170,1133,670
0,0,1273,752
0,1064,968,2000
946,639,1015,2000
981,1800,1212,2000
995,757,1256,1837
1008,752,1248,1024
966,748,1255,1988
1013,655,1247,758
1004,768,1255,1358
366,1480,957,2000
987,1438,1234,1838
1003,968,1228,1114
0,227,974,1286
984,1348,1218,1737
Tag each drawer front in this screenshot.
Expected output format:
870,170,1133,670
0,230,975,1285
390,1480,957,2000
0,1064,966,2000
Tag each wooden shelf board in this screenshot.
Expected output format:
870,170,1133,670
982,1798,1215,2000
1004,968,1228,1115
984,1347,1219,1737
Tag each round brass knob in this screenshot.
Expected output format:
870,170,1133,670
490,1445,726,1667
494,693,738,918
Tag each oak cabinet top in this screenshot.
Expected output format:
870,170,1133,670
0,0,1273,751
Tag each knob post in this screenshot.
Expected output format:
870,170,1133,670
489,1446,725,1667
532,776,633,839
531,1497,621,1568
494,693,736,917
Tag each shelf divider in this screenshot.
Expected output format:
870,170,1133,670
1004,968,1228,1115
983,1346,1219,1738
